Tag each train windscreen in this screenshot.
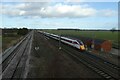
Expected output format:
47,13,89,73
77,40,84,45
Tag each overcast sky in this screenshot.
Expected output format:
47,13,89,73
0,0,118,30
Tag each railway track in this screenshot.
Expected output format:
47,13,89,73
40,32,119,80
2,34,29,72
1,31,33,79
63,47,119,80
83,51,119,69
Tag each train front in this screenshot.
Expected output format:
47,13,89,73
80,45,85,51
78,40,86,51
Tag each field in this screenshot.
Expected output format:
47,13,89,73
2,28,29,52
0,36,1,42
2,34,23,52
43,30,119,46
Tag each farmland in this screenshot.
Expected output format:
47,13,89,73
0,36,1,42
43,30,119,45
2,28,29,52
2,34,22,51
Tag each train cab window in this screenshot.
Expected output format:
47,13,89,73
73,41,78,44
77,40,84,45
79,42,84,45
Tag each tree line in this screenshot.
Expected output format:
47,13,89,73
2,28,29,36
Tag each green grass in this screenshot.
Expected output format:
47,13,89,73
0,36,2,42
2,35,22,51
43,30,119,44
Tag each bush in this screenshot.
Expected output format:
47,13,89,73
17,28,28,35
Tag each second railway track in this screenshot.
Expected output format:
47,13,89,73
1,31,33,79
2,34,29,72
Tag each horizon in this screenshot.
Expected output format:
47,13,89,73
0,27,119,30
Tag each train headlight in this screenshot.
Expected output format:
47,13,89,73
80,45,85,50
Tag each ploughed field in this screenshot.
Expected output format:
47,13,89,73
27,31,101,78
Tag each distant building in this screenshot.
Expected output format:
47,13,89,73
79,37,112,52
93,39,112,52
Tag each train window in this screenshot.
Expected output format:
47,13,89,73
73,41,78,44
77,40,84,45
61,38,72,43
67,40,72,43
80,42,83,45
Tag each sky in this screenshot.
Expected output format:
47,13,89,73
0,0,119,30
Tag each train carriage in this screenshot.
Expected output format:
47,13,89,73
39,31,85,51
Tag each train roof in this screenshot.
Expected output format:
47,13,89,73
63,36,83,42
49,34,79,42
61,36,76,41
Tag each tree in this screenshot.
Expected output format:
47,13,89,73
17,28,28,35
110,27,116,33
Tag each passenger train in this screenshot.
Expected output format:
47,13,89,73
39,31,85,51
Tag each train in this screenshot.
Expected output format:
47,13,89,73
39,31,86,51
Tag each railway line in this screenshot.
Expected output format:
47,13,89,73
39,32,119,80
1,31,33,79
1,30,119,79
65,48,119,79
